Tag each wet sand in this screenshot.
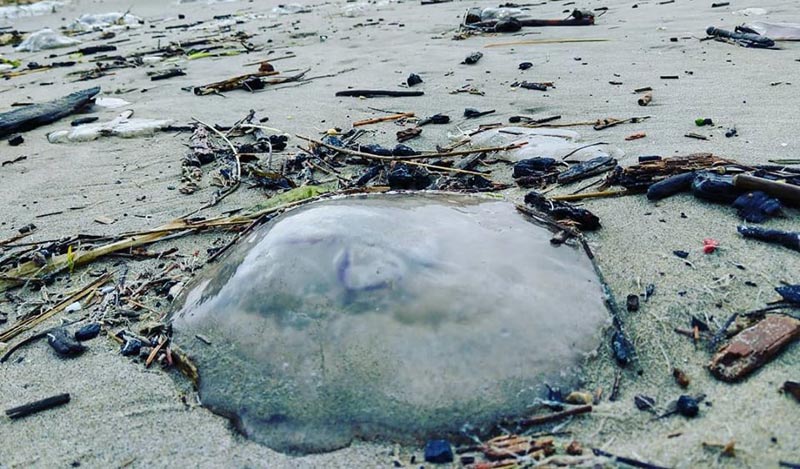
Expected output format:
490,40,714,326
1,0,799,467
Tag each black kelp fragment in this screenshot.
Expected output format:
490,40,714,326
646,172,696,200
776,285,800,304
738,226,800,252
732,191,782,223
387,164,432,190
47,328,86,357
557,156,616,184
524,191,600,230
691,172,739,203
513,157,558,179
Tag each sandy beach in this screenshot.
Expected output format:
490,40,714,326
1,0,799,467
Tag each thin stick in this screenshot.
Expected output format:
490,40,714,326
145,337,167,368
353,112,414,127
550,189,628,202
518,405,592,427
6,393,71,419
0,330,51,363
591,448,670,469
485,38,609,48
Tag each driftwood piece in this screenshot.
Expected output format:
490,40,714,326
0,87,100,138
335,90,424,98
606,153,730,191
482,435,555,461
5,393,71,419
193,71,279,95
708,314,800,382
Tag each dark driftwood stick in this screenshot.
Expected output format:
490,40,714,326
518,405,592,427
6,393,71,419
591,448,670,469
0,87,100,138
335,90,424,98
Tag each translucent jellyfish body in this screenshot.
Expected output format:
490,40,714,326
169,194,609,453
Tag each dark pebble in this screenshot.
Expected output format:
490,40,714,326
424,440,453,464
611,329,634,366
518,62,533,70
673,250,689,259
461,51,483,65
406,73,423,87
47,328,87,357
121,338,143,356
677,395,699,417
634,394,656,411
8,134,23,146
626,294,640,312
75,323,101,341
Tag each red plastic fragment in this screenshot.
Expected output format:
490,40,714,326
703,238,719,254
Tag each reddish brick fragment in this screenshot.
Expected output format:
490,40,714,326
708,315,800,382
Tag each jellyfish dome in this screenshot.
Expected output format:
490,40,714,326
169,193,609,454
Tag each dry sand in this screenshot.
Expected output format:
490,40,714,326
1,0,799,467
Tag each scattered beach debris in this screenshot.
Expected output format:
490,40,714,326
0,0,798,464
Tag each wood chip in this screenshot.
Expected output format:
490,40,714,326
708,314,800,382
482,435,555,461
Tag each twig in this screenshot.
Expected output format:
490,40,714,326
0,330,51,363
0,229,35,248
6,393,71,419
550,189,628,202
518,405,592,427
353,112,414,127
591,448,670,469
145,336,167,368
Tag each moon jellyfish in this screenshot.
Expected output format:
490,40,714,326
169,193,610,454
